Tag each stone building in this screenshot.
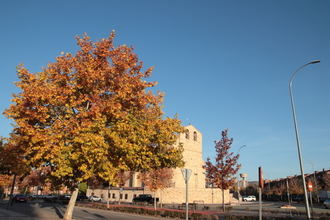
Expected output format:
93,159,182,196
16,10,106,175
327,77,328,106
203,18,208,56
87,125,229,204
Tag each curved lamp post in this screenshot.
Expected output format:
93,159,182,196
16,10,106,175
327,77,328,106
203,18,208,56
237,145,247,204
289,60,320,220
238,145,247,153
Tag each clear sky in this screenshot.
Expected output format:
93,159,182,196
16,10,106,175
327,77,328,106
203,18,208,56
1,0,329,181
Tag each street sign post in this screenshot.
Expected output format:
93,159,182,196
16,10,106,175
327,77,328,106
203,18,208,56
307,181,314,218
181,169,192,220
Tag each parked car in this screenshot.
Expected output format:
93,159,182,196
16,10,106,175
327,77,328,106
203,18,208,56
55,195,70,204
13,194,28,202
89,195,102,202
132,194,159,204
324,199,330,209
243,195,256,202
43,194,58,202
31,194,44,200
77,194,88,201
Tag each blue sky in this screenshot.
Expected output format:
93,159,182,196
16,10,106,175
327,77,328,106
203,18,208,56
1,0,329,181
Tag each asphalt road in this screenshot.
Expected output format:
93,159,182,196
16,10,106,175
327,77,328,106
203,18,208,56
0,201,167,220
1,200,329,220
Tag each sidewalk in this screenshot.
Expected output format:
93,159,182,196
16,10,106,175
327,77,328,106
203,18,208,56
0,199,62,220
0,206,40,220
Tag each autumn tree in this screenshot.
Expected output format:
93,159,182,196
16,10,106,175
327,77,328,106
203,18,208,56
4,32,184,220
139,168,173,210
203,129,240,212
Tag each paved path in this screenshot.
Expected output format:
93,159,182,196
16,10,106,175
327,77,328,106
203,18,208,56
0,201,62,220
0,200,167,220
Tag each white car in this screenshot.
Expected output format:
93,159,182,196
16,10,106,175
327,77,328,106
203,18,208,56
243,195,256,202
89,195,102,202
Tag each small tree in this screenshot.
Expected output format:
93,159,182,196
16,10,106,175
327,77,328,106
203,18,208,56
139,168,173,210
203,129,240,212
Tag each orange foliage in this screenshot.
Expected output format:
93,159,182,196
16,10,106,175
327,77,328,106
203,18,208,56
4,32,184,188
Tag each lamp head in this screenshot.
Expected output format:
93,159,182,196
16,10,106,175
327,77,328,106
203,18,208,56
309,60,320,64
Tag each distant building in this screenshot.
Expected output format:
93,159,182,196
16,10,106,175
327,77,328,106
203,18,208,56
263,169,330,200
87,125,230,204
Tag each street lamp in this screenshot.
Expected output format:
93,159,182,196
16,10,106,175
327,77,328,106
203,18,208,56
307,161,320,203
238,145,247,153
237,145,247,204
289,60,320,220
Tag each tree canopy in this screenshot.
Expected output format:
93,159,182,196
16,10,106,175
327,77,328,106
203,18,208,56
4,32,184,188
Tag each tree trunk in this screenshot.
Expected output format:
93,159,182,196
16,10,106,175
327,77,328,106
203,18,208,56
154,191,157,211
63,188,79,220
7,174,16,208
107,185,110,209
222,189,225,212
160,190,163,208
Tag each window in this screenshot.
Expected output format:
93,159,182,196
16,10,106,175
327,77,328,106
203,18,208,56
185,129,190,139
120,194,123,199
193,131,197,141
112,193,116,199
125,194,128,200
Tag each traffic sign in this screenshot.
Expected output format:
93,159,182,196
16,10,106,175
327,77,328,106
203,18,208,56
181,169,192,183
307,181,313,192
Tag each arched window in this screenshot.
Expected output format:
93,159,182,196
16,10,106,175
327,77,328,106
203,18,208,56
193,131,197,141
185,129,190,139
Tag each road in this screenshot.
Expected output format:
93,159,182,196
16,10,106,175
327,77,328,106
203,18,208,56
0,200,167,220
1,200,329,220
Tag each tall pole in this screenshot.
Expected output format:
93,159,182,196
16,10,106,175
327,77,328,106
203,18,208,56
185,169,189,220
259,187,262,220
181,169,191,220
286,178,291,206
237,145,247,205
309,162,320,203
313,171,319,203
289,60,320,220
258,167,263,220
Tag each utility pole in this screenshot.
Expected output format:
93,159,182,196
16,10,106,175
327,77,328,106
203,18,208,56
258,167,263,220
286,178,291,206
181,169,192,220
